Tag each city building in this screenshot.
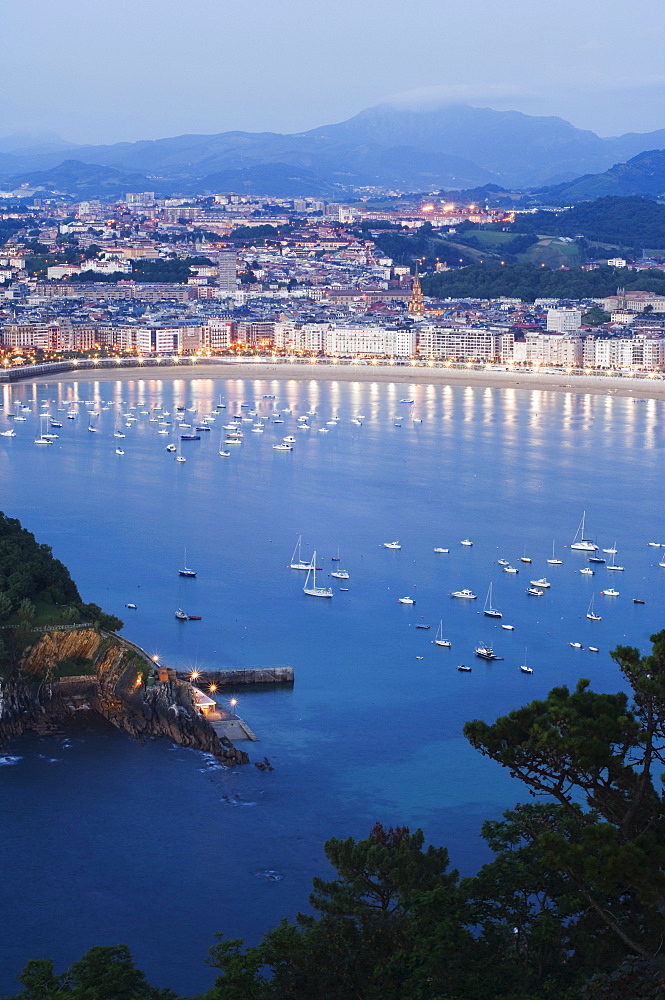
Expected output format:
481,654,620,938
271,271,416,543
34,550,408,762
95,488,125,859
546,307,583,332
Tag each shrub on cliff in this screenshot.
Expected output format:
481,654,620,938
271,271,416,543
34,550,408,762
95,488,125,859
0,512,122,632
0,512,80,611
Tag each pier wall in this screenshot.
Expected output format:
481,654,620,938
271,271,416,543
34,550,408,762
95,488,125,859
177,666,294,687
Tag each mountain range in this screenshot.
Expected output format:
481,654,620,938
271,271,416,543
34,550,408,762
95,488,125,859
1,104,665,200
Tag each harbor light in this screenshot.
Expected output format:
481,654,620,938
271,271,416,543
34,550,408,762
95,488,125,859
229,698,237,708
190,670,200,682
209,683,217,694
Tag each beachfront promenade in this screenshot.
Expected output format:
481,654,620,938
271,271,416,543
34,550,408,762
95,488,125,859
6,354,665,402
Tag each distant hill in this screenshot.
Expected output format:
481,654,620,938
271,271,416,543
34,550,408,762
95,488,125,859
4,160,157,199
3,103,665,198
539,149,665,203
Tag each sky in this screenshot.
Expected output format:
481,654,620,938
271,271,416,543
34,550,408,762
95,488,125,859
3,0,665,146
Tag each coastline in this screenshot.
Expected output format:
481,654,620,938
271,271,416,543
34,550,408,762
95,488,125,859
23,361,665,402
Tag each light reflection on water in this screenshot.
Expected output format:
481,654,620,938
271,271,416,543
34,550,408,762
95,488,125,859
0,376,663,994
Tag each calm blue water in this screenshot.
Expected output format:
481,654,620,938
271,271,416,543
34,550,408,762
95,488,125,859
0,375,663,994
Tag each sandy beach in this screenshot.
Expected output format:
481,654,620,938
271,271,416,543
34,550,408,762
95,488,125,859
21,361,665,402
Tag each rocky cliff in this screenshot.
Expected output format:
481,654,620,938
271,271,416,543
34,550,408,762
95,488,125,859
0,628,248,765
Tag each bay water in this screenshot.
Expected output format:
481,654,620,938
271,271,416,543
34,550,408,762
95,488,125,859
0,375,663,994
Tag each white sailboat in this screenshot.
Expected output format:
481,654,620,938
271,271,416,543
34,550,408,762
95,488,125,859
176,435,186,463
303,551,333,598
519,648,533,673
179,549,196,578
586,595,602,621
34,413,52,445
547,541,563,565
290,534,312,571
570,511,598,551
606,543,624,571
483,583,502,618
218,427,231,457
433,620,451,647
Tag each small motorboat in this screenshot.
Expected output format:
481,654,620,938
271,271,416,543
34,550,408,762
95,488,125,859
497,558,509,566
580,568,595,576
383,541,401,549
125,603,137,609
530,578,550,589
415,624,431,629
501,624,515,630
526,587,544,596
433,547,449,553
602,588,620,597
569,642,583,649
503,565,518,574
398,596,416,605
457,664,472,672
460,539,473,546
450,589,477,599
519,665,533,674
588,646,600,653
175,609,188,621
633,598,645,604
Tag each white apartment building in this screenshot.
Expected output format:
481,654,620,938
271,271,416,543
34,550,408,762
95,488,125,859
513,333,584,366
546,307,583,332
1,324,50,349
274,321,328,353
418,326,504,361
202,319,233,351
584,333,665,370
326,327,416,358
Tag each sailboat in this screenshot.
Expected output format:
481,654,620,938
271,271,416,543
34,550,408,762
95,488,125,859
290,535,312,571
483,583,502,618
113,416,126,439
520,648,533,673
570,511,598,551
606,544,624,571
586,595,602,621
176,435,186,463
34,413,52,445
218,427,231,457
331,551,349,580
179,549,196,578
303,551,333,598
433,620,451,647
547,541,563,565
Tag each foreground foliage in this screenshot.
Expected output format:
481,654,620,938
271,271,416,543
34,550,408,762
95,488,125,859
6,634,665,999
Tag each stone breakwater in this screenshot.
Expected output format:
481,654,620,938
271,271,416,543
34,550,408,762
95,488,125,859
0,628,248,766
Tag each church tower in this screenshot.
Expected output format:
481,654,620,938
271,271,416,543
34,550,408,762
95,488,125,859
408,264,425,314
